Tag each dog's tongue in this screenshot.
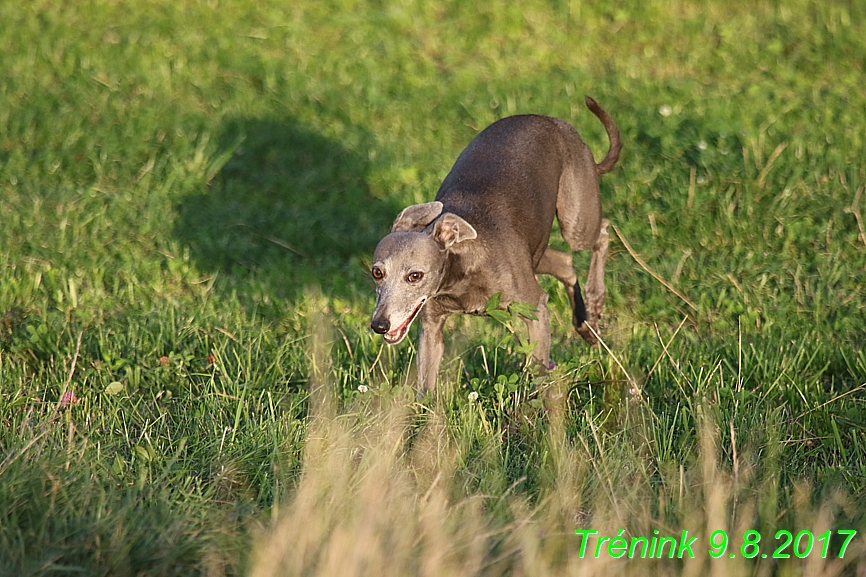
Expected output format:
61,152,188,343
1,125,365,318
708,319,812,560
385,318,411,343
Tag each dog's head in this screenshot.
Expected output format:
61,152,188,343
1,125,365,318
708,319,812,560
370,201,476,344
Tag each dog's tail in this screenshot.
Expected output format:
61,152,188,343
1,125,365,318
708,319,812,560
585,96,622,176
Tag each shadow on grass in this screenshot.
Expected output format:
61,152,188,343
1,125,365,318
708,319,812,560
176,117,398,311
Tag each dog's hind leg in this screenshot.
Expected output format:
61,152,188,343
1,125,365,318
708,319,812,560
577,218,609,344
552,127,606,345
536,247,588,330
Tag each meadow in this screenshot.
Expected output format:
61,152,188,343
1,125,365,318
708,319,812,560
1,0,865,575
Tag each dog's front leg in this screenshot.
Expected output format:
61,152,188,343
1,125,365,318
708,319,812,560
417,309,447,396
524,289,551,369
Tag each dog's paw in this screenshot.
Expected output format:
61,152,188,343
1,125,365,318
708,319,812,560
575,321,599,346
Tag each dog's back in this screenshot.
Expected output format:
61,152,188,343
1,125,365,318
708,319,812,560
434,116,565,262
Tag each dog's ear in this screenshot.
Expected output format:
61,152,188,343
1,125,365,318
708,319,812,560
391,201,444,232
432,213,477,250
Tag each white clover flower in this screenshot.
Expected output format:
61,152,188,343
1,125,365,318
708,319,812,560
357,384,369,393
468,391,479,402
659,105,672,117
698,141,708,151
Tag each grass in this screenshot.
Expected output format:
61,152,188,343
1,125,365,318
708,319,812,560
1,0,865,575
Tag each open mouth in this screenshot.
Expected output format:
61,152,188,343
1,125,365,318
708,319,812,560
383,299,426,345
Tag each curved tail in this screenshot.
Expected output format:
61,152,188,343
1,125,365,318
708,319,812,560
584,95,622,176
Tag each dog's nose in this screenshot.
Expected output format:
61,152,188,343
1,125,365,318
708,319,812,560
371,318,390,334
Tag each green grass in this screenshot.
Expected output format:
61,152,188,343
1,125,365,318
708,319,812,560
1,0,865,575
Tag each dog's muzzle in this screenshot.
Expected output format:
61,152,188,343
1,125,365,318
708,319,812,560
370,298,427,345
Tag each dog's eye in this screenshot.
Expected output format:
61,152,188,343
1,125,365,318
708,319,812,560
372,267,384,280
407,271,424,283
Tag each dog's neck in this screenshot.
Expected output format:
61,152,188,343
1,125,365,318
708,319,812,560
431,246,490,315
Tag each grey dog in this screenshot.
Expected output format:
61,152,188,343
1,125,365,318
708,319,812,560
370,96,622,394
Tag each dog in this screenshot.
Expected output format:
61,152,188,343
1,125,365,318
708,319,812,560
370,96,622,394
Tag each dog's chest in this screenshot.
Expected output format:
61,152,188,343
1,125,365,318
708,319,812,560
432,291,489,317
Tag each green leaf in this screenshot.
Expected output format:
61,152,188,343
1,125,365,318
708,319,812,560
105,381,124,396
515,340,537,357
133,445,151,462
509,302,538,321
485,292,502,313
488,309,511,324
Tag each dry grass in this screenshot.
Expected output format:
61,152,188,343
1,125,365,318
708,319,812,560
248,322,866,577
